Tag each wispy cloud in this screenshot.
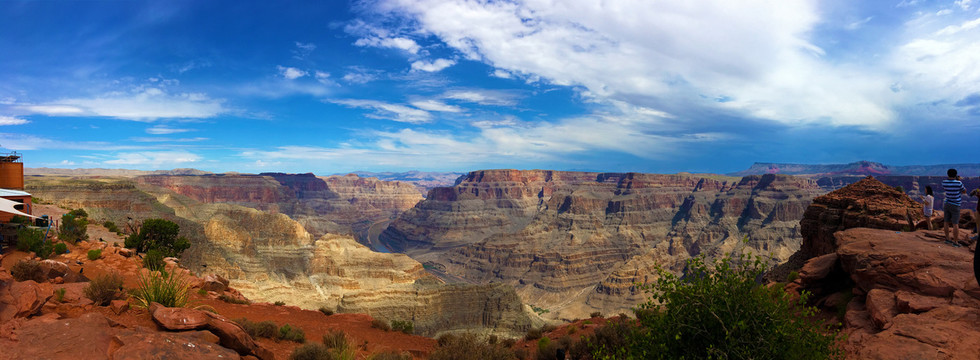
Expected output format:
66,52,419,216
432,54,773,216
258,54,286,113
146,125,192,135
104,150,201,166
410,99,463,112
0,115,29,126
442,89,519,106
329,99,432,123
293,42,317,59
18,88,226,121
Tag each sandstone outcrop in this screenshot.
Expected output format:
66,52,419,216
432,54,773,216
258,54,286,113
381,170,823,319
788,176,980,359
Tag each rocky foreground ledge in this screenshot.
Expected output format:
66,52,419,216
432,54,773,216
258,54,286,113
787,176,980,359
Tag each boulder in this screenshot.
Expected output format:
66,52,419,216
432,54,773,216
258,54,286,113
109,300,129,315
865,289,897,330
117,248,134,258
798,253,838,284
39,260,71,280
202,311,271,359
0,280,53,323
110,327,239,360
150,306,209,331
199,274,229,293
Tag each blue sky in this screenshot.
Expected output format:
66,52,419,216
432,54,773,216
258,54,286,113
1,0,978,175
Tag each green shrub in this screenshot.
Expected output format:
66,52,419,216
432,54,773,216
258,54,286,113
430,332,517,360
322,330,348,349
16,227,52,259
536,337,559,360
594,252,843,359
59,210,88,243
787,270,800,283
274,300,286,306
541,324,557,333
370,318,391,331
390,319,413,334
53,242,68,255
197,288,208,296
84,272,123,306
289,343,335,360
10,215,32,225
11,259,45,282
142,249,165,271
131,268,190,308
124,218,190,257
87,249,102,260
278,323,306,343
567,325,578,334
318,307,334,316
54,287,66,302
102,220,120,233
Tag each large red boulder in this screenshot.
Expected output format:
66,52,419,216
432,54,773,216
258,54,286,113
150,305,209,331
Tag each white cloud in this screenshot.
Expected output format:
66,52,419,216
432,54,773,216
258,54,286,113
278,66,308,80
19,88,226,121
0,116,29,126
410,58,456,72
329,99,432,123
442,89,518,106
146,125,192,135
342,67,382,84
104,151,201,166
846,16,874,30
410,99,463,112
956,0,974,11
364,0,898,128
354,36,421,54
131,137,209,142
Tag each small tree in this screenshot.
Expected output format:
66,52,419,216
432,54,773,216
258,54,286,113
59,209,89,243
17,227,52,259
125,218,190,257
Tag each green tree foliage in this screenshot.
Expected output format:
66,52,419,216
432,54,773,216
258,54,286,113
124,218,190,257
16,227,52,259
59,209,89,243
593,252,843,360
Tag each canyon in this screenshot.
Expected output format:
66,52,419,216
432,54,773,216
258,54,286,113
25,174,533,336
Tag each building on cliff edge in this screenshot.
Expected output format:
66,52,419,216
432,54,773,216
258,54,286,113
0,151,34,223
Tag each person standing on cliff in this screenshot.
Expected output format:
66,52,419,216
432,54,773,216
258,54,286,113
971,187,980,242
942,169,967,243
918,186,935,230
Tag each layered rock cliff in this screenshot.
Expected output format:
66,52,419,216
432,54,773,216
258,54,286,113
25,176,531,336
136,173,423,241
787,176,980,358
381,170,823,319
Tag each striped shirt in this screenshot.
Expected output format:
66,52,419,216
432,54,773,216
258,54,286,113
942,179,966,207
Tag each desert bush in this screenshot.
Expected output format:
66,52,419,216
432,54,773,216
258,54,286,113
11,259,44,282
142,249,165,271
787,270,800,283
102,220,120,233
541,323,558,332
501,337,517,348
218,294,250,304
54,287,66,302
524,328,542,340
124,218,190,257
53,242,68,255
59,209,88,243
289,343,335,360
279,323,306,343
131,268,190,308
589,311,602,318
275,300,286,306
536,336,561,360
318,307,334,316
84,272,123,306
235,318,279,339
390,319,413,334
594,252,843,360
17,227,52,259
87,249,102,260
322,330,348,349
370,318,391,331
10,215,31,225
367,351,411,360
430,332,517,360
567,325,578,334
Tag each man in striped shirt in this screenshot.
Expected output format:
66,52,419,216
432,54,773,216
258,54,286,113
942,168,967,243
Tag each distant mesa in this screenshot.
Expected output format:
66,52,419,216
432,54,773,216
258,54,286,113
731,161,980,177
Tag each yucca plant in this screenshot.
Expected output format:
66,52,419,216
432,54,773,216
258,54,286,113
131,267,191,308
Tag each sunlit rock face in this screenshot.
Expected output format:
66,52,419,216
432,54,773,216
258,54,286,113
25,176,531,336
381,169,823,319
